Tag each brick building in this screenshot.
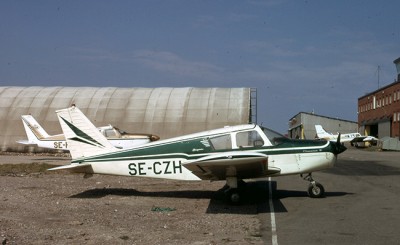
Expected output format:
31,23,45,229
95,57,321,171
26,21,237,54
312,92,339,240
358,57,400,139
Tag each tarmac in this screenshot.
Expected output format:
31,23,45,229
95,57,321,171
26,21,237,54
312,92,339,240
262,147,400,244
1,146,400,244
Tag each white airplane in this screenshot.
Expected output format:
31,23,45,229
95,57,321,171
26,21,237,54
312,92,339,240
315,125,378,146
17,115,159,150
49,106,346,203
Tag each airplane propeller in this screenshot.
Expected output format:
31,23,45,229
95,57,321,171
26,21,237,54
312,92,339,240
334,133,347,155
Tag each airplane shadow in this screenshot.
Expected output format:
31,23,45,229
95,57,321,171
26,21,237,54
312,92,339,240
69,181,352,215
69,188,216,199
206,181,351,214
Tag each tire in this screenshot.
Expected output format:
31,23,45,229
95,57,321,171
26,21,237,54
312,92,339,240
225,188,241,204
307,182,325,198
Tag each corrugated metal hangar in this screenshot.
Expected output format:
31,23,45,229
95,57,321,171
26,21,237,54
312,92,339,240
0,87,253,152
288,112,358,140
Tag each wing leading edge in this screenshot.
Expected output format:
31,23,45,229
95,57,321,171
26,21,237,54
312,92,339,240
184,152,280,181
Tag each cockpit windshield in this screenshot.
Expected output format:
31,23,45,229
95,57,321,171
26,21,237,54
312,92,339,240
261,126,286,146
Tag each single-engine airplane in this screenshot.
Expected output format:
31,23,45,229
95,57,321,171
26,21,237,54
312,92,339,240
17,114,159,150
315,125,377,146
50,106,346,203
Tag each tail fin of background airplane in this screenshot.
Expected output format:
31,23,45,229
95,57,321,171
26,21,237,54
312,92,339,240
56,105,118,159
315,125,332,139
21,115,51,143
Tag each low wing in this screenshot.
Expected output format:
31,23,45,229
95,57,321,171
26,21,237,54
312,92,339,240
183,151,280,181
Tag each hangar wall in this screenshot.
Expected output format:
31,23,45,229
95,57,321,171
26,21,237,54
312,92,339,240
288,112,358,140
0,87,251,152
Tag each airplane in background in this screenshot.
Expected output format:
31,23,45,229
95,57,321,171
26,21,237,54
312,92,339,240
50,106,347,203
315,125,378,146
17,115,159,150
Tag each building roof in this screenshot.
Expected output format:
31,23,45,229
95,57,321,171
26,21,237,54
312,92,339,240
290,111,357,124
358,80,400,100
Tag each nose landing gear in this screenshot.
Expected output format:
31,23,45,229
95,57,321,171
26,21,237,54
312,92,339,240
301,173,325,198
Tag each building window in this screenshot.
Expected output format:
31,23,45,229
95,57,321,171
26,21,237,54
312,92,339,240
395,92,397,101
395,113,397,122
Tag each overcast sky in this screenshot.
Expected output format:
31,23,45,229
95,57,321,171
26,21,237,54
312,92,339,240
1,0,399,133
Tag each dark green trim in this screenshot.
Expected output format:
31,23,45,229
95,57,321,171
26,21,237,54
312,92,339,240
61,116,105,147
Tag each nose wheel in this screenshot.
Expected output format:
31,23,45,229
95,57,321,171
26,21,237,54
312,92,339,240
302,173,325,198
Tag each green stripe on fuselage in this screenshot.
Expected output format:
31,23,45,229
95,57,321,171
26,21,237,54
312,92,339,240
72,137,332,164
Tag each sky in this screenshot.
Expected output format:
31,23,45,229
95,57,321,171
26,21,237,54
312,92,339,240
1,0,399,133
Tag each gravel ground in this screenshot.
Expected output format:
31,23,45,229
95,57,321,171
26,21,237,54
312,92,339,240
0,153,266,244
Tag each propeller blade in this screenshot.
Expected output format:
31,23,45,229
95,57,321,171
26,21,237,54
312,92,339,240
334,133,346,154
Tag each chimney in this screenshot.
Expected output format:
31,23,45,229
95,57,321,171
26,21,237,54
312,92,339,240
394,57,400,81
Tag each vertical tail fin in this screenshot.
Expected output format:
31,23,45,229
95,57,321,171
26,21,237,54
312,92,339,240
56,106,117,159
21,115,51,143
315,125,332,139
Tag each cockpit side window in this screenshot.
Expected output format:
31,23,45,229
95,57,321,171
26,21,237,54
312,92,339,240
236,130,264,148
209,134,232,150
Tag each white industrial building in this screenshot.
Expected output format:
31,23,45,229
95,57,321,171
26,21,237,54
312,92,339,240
288,112,358,140
0,87,255,152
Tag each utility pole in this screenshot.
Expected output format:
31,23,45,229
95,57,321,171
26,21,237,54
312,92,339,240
377,65,381,89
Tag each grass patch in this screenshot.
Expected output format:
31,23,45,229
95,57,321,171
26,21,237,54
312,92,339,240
0,163,58,176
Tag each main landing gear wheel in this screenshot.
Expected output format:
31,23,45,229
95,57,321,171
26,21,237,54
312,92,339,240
302,173,325,198
224,176,246,204
225,188,241,204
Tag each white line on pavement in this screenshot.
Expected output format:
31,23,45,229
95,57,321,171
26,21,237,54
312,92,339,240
268,177,278,245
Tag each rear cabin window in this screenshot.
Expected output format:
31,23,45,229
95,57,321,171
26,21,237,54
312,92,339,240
104,129,117,138
236,130,264,148
261,127,284,146
209,135,232,150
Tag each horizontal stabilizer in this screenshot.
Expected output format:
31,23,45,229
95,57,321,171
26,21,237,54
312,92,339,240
16,140,35,145
48,163,93,173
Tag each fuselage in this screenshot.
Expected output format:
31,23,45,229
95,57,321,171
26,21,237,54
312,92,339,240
71,125,342,181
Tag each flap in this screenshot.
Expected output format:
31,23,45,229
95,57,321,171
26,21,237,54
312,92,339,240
184,151,280,180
